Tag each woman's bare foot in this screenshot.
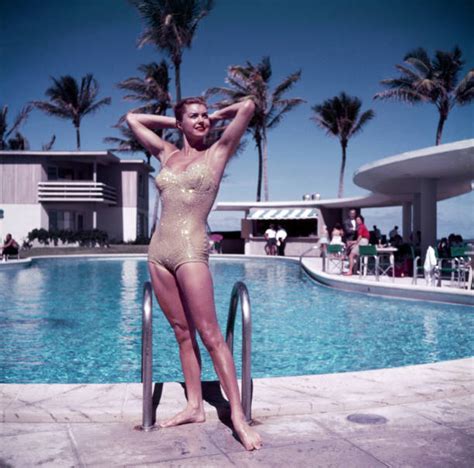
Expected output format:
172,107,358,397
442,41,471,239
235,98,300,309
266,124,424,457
232,416,263,451
159,404,205,428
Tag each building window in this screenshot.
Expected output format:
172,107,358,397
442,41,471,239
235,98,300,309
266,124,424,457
48,210,75,230
47,166,58,180
47,166,74,181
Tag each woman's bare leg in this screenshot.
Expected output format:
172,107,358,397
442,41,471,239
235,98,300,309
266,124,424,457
175,262,262,451
148,262,205,427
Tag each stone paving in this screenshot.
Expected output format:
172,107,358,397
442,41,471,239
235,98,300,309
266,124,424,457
1,358,473,467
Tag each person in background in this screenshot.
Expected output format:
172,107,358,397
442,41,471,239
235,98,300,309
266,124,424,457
344,215,370,276
343,209,357,243
372,225,382,245
437,237,450,258
276,225,287,256
264,224,277,255
330,223,344,245
389,225,399,241
1,233,19,260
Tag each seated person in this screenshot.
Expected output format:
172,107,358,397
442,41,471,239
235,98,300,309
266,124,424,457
437,237,450,258
1,233,19,259
330,223,344,245
344,215,370,275
391,234,403,247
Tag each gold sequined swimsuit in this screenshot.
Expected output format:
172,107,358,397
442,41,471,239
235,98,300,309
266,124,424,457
148,150,219,273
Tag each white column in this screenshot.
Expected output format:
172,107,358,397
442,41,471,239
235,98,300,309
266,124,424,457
413,193,421,237
402,202,412,242
420,178,437,258
92,160,98,230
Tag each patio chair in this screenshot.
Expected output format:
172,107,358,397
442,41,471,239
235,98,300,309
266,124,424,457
450,246,472,288
411,246,425,284
325,244,345,274
358,245,379,280
412,246,464,287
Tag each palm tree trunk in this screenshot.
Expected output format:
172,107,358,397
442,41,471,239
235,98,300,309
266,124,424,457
436,111,447,145
338,142,347,198
174,59,182,102
255,132,263,202
76,126,81,150
262,128,269,201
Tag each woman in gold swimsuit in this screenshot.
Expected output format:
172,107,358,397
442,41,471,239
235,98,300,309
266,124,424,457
127,97,262,451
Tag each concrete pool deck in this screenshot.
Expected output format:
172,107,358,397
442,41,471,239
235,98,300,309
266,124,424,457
299,256,474,306
1,358,473,466
1,253,473,466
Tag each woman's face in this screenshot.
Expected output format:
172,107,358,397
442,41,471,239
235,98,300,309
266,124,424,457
356,216,362,225
178,103,210,139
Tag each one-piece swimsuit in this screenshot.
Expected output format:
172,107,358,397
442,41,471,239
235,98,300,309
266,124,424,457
148,149,219,273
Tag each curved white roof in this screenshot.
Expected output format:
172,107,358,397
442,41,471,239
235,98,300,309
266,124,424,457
353,139,474,200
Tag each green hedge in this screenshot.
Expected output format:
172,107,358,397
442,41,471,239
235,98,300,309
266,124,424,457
27,228,109,247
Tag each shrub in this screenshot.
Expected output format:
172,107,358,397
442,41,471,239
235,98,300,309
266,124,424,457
26,228,109,247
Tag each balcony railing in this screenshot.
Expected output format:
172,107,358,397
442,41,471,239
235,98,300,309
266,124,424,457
38,181,117,204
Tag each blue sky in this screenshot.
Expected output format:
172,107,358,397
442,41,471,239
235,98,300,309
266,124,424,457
2,0,473,236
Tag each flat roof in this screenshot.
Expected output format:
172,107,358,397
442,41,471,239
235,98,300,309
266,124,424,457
0,150,153,171
0,150,119,163
353,139,474,199
214,192,412,212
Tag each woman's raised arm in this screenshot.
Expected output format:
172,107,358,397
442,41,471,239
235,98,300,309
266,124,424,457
126,113,177,161
210,99,255,159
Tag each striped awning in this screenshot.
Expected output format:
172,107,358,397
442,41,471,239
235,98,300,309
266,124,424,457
248,208,318,220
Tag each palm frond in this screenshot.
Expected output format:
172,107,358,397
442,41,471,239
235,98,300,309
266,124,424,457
271,70,302,101
454,69,474,105
42,135,56,151
350,109,375,137
30,101,74,119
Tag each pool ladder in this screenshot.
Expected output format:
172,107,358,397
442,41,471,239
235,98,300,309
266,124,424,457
299,245,324,270
137,281,253,432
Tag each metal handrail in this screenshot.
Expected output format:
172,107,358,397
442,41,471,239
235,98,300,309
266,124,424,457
225,281,253,423
299,245,322,270
136,281,157,432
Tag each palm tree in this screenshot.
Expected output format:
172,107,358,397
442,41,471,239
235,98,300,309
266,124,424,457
117,61,172,117
374,46,474,145
113,60,173,161
0,104,31,150
208,57,304,201
131,0,214,102
111,60,174,232
311,92,374,198
31,74,111,150
104,124,153,162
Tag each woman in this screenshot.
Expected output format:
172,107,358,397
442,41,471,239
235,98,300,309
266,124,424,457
344,215,370,275
330,223,344,245
126,97,262,451
1,233,19,259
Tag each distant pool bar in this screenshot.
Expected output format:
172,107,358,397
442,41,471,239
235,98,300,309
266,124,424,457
1,257,472,384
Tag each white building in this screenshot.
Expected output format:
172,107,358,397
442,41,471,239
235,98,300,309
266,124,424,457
0,151,152,243
215,139,474,256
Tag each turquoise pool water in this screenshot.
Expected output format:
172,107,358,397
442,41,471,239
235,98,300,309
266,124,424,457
1,257,472,383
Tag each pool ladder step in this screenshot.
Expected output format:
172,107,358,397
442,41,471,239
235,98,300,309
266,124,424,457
136,281,254,432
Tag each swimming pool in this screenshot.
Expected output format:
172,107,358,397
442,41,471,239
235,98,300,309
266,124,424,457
1,257,472,383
